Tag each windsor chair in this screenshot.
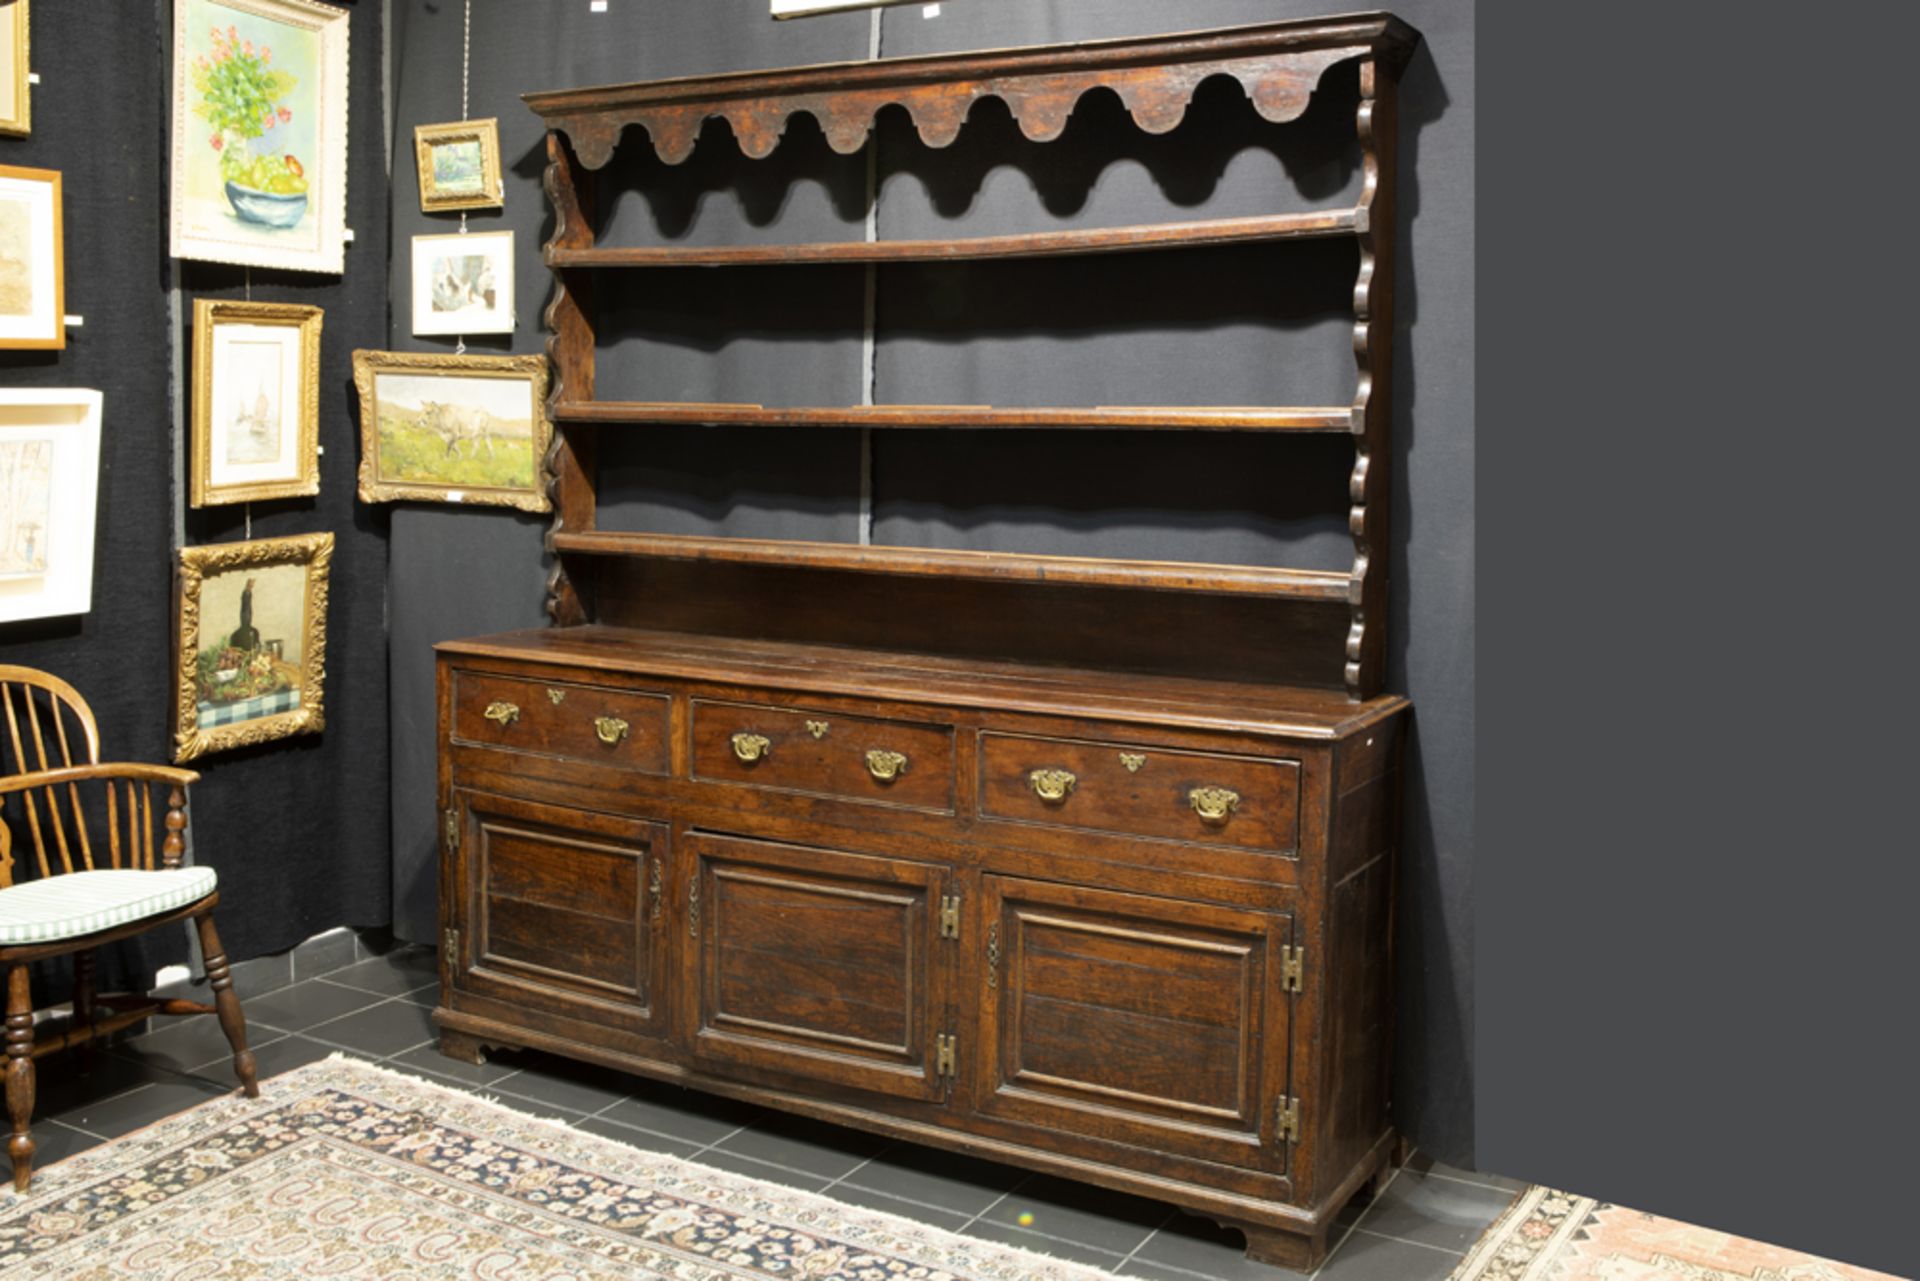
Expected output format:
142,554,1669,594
0,666,257,1193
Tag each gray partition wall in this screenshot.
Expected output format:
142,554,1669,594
384,0,1475,1166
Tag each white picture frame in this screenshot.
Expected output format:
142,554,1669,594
0,389,103,624
410,229,515,337
169,0,350,274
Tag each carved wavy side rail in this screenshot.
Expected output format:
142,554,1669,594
541,131,598,628
524,14,1415,168
1344,59,1398,702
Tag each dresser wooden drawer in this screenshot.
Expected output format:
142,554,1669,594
979,732,1300,855
452,670,670,773
690,699,956,813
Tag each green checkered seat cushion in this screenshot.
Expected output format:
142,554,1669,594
0,867,218,945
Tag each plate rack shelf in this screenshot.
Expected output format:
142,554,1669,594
523,10,1418,701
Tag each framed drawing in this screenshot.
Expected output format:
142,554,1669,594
352,349,550,512
192,298,323,507
170,0,350,274
0,0,29,137
410,229,514,335
0,164,62,349
0,389,101,624
172,531,331,762
414,118,503,212
771,0,918,16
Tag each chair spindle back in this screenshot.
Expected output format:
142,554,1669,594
0,667,167,888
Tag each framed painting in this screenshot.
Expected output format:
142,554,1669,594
170,0,349,274
352,349,550,512
191,298,322,506
0,389,103,625
0,164,62,349
414,118,503,213
0,0,29,137
410,229,514,336
172,531,331,763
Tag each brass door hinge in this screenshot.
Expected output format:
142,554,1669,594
935,1033,956,1078
442,927,460,972
443,808,459,853
939,895,961,939
1281,944,1305,994
1276,1094,1301,1145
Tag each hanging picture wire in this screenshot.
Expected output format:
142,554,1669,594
457,0,470,351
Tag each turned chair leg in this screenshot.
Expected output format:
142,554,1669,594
5,965,34,1193
194,914,258,1098
71,950,95,1071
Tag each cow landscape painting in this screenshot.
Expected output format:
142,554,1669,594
352,349,550,511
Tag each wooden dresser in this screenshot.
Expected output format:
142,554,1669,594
434,13,1418,1269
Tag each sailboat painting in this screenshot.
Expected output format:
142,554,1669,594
192,298,321,506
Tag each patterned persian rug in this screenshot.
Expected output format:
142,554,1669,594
1451,1185,1907,1281
0,1056,1121,1279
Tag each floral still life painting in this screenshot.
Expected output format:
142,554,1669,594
170,0,348,273
174,532,331,762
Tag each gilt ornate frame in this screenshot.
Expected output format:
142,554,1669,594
172,531,332,763
413,117,503,212
191,298,324,506
352,348,551,512
0,0,31,138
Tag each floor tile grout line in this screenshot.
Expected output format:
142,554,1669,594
1413,1166,1524,1194
1348,1225,1471,1257
1111,1207,1178,1273
959,1170,1031,1230
820,1147,884,1194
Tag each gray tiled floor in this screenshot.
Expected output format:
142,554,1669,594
29,945,1519,1279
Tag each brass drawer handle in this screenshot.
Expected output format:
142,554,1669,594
594,716,630,745
1029,768,1077,803
865,749,909,782
1189,786,1241,824
483,701,520,727
731,732,772,763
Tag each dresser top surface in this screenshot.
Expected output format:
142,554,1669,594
438,626,1406,740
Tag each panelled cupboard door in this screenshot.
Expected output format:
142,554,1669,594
452,790,670,1038
687,832,952,1103
978,876,1294,1174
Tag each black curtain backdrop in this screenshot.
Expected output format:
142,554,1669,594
0,0,391,981
383,0,1475,1169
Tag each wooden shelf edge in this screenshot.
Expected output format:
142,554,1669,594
551,403,1355,432
547,210,1361,269
552,531,1353,602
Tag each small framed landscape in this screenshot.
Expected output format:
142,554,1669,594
353,349,550,511
0,389,101,625
0,164,63,350
414,117,503,213
173,531,331,763
170,0,349,274
411,229,514,336
192,299,323,507
0,0,29,138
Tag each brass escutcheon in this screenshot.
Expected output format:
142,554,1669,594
865,749,909,782
483,701,520,727
546,688,567,705
594,716,630,745
805,720,830,739
1029,768,1077,803
1189,786,1241,824
731,732,772,763
1119,752,1147,773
